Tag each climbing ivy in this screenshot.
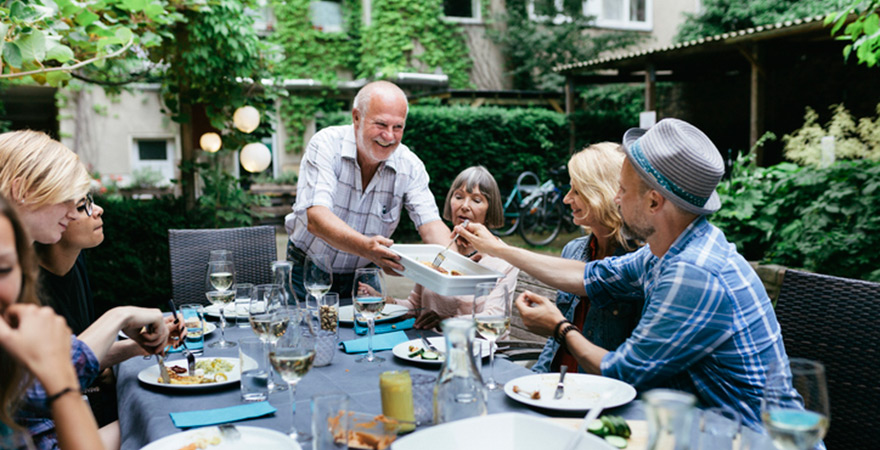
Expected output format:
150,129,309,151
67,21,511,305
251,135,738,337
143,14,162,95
271,0,472,153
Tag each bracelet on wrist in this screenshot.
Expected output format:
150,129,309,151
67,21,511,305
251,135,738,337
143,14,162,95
553,320,571,344
557,323,578,350
46,386,79,406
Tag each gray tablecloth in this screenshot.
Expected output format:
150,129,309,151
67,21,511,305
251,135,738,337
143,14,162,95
117,321,645,450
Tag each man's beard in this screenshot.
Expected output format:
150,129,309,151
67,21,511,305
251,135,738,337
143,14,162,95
356,127,396,164
619,207,654,241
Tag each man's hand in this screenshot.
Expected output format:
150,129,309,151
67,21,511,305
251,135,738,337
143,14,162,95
365,235,404,273
164,315,187,350
514,291,566,336
119,307,168,355
455,222,507,258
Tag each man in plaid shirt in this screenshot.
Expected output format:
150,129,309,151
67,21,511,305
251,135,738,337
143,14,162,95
459,119,803,432
285,81,451,300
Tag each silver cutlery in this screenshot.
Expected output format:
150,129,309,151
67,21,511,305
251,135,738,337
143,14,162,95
430,219,469,269
156,353,171,384
167,300,196,374
554,365,568,400
419,333,443,354
219,423,241,441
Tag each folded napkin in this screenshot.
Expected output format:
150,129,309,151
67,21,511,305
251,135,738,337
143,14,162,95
170,401,276,428
354,317,415,335
340,330,410,354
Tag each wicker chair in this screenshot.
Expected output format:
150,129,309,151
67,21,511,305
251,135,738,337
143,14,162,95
168,226,279,307
774,269,880,450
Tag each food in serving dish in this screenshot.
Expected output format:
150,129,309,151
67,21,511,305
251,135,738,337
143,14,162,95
419,261,463,276
157,358,231,385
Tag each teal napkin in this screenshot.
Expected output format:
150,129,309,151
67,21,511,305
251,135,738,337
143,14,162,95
340,330,410,354
170,401,276,428
354,318,415,335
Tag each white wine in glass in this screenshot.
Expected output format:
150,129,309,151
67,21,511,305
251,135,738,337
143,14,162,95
304,254,332,317
206,260,236,349
352,268,386,363
249,284,289,392
762,358,830,450
269,329,316,442
472,281,510,391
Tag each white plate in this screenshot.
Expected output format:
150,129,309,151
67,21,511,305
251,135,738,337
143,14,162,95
138,356,240,391
205,303,244,319
391,413,614,450
390,244,503,296
118,322,216,340
339,304,409,325
504,373,636,411
392,337,491,366
140,426,300,450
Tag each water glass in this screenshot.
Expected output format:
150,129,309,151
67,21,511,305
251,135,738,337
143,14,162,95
234,282,254,328
180,303,205,355
311,393,350,450
411,373,436,426
239,336,268,402
696,407,742,450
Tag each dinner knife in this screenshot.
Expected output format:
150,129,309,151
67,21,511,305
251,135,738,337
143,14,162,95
157,354,171,384
554,365,568,400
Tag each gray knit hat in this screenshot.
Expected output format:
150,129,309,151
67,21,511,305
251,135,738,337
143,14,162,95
622,118,724,215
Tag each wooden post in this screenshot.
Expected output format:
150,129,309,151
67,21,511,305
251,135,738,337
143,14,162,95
565,76,576,154
749,45,766,165
645,63,656,113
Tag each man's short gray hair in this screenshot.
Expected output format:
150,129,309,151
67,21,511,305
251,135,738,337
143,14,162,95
353,81,409,117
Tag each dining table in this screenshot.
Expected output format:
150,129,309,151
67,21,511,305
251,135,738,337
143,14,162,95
116,312,774,450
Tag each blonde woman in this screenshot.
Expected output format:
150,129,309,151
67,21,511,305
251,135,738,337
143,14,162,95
0,130,91,245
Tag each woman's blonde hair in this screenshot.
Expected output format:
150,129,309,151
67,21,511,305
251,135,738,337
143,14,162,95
0,130,90,208
442,166,504,229
0,195,40,429
568,142,633,250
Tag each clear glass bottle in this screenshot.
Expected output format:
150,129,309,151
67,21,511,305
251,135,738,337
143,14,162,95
271,261,302,322
643,388,698,450
433,318,487,424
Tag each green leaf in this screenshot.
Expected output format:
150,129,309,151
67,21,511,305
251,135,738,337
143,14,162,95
76,9,100,27
120,0,148,12
865,13,880,36
55,0,80,17
46,70,72,87
115,27,133,44
3,42,22,68
17,30,48,62
46,42,74,63
0,24,8,56
9,1,38,21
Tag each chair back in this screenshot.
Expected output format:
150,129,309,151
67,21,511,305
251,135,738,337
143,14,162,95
774,269,880,450
168,226,278,307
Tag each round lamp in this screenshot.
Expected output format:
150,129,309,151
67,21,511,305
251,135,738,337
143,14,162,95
199,132,222,153
240,142,271,173
233,106,260,133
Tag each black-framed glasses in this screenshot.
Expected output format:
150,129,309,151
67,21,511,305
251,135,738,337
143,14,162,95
76,193,93,217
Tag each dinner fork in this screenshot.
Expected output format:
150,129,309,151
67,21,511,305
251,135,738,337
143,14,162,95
431,219,469,269
419,332,443,355
167,300,196,374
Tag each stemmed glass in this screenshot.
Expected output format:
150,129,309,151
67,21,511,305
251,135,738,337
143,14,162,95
206,260,235,348
762,358,830,450
249,284,290,392
269,323,316,442
472,281,511,390
304,254,333,319
352,268,386,363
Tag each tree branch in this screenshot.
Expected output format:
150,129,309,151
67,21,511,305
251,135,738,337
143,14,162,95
0,38,134,79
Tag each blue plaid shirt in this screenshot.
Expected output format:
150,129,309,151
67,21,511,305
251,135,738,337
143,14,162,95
17,336,99,450
585,217,795,430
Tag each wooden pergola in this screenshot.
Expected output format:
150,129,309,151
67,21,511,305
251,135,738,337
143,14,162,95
555,14,864,165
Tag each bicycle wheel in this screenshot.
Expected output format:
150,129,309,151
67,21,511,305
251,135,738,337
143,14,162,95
518,192,563,246
492,210,520,236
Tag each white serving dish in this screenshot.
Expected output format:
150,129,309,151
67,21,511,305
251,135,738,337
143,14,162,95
391,413,615,450
389,244,503,296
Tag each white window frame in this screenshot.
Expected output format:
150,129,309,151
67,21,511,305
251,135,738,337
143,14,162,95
583,0,653,31
250,0,276,36
442,0,482,24
310,0,345,33
130,135,179,187
527,0,575,25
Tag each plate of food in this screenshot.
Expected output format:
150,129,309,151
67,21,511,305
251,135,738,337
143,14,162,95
339,304,409,325
391,337,492,366
503,373,636,412
118,322,216,340
389,244,503,296
138,357,240,390
139,425,300,450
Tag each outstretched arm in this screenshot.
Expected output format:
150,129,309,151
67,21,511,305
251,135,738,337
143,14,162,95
307,205,404,272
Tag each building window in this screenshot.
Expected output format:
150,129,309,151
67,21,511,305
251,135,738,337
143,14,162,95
310,0,344,32
131,138,176,186
251,0,276,35
528,0,582,25
584,0,652,31
443,0,481,23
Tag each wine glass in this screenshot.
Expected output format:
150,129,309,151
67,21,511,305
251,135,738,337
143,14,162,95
269,323,316,442
472,281,510,390
304,254,333,319
209,249,232,262
352,268,386,363
206,260,235,348
762,358,830,450
249,284,290,392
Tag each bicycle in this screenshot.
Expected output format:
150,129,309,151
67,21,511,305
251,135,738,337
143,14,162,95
491,170,540,237
517,165,576,246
